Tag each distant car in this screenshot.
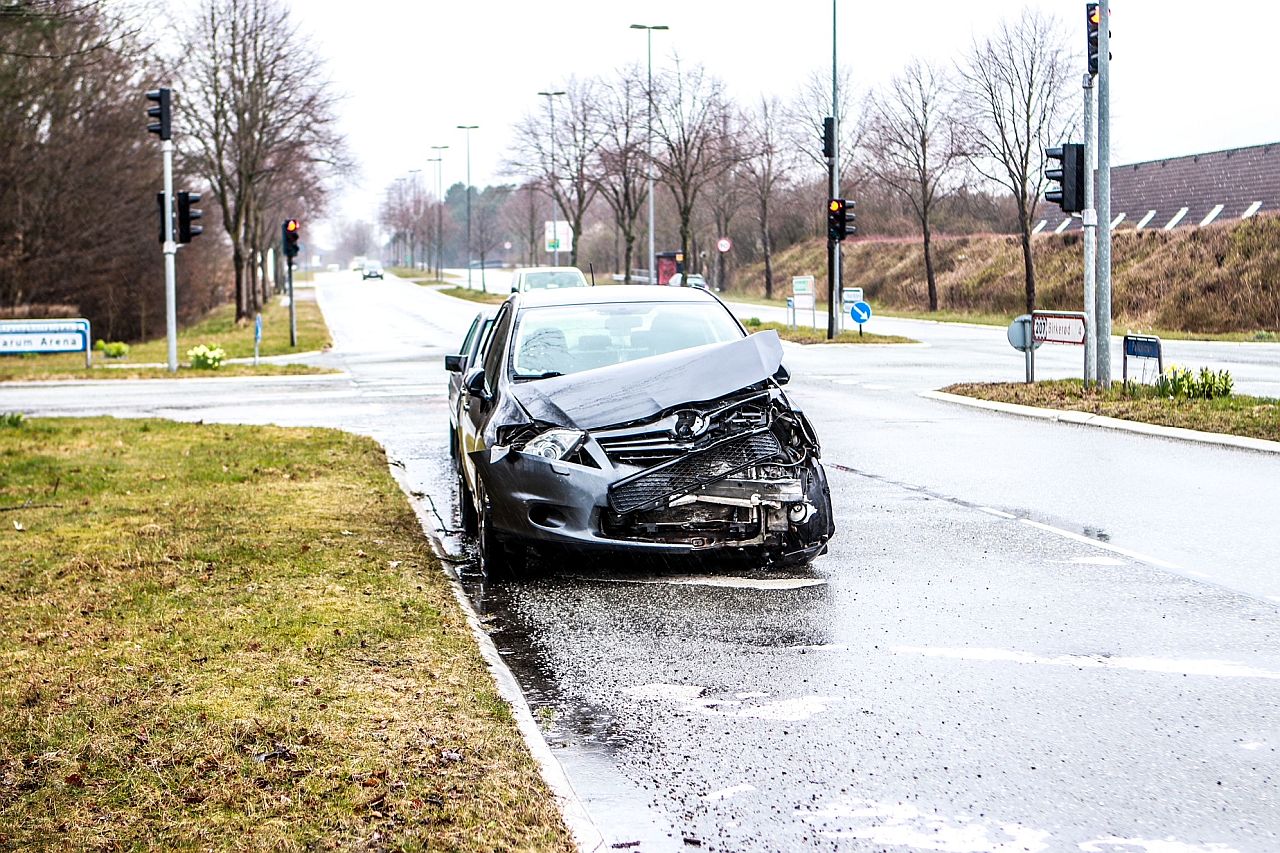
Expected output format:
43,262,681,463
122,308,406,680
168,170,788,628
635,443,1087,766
362,261,384,280
454,285,834,577
444,308,498,472
684,274,709,290
509,266,590,293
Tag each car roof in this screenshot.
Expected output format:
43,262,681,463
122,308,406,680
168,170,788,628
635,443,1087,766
512,284,721,309
512,266,583,275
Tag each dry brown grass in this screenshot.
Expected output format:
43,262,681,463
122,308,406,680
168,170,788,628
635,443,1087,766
734,214,1280,335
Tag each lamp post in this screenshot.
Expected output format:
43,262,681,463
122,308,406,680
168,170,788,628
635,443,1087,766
630,23,668,284
537,89,566,265
457,125,478,289
408,169,423,269
430,144,448,279
393,176,407,267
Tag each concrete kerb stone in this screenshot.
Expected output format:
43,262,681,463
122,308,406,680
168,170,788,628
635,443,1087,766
920,389,1280,455
386,465,606,853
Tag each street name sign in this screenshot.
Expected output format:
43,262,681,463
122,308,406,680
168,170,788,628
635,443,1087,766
0,318,92,366
1122,334,1164,386
791,275,814,296
1032,311,1087,345
841,287,864,305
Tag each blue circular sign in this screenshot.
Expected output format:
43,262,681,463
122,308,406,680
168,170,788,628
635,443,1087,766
850,301,873,324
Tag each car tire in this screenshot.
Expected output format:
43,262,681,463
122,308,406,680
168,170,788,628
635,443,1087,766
457,471,479,538
475,486,525,580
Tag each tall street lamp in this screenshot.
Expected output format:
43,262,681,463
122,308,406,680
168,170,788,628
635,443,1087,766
430,144,448,279
457,124,479,289
408,169,423,269
537,89,566,266
631,23,668,283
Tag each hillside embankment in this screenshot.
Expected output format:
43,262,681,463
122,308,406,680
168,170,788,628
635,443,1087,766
734,213,1280,334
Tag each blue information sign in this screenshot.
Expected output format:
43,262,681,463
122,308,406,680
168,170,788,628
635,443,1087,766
850,301,873,324
1124,336,1160,360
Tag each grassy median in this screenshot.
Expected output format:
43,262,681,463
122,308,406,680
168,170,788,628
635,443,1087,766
436,286,506,305
0,297,331,381
745,320,916,345
945,380,1280,443
0,417,572,851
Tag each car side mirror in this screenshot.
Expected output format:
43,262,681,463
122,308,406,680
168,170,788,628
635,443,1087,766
444,354,463,373
464,366,488,400
511,285,519,293
773,364,791,385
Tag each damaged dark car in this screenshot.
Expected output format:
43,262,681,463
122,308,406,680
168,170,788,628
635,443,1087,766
452,285,834,576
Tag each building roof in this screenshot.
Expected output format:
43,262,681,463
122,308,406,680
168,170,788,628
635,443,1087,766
1035,141,1280,235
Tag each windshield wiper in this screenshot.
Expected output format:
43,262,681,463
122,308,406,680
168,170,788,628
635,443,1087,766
513,371,565,381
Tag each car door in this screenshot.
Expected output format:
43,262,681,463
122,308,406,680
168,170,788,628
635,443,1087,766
461,302,513,491
449,316,483,426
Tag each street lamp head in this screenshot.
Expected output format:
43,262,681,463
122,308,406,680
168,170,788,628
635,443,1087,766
431,144,449,151
631,23,669,30
537,90,567,97
456,124,478,130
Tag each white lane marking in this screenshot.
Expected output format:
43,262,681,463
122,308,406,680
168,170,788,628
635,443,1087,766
593,575,827,590
703,783,756,801
1239,741,1266,751
799,797,1050,851
1018,518,1182,570
624,683,704,702
978,506,1017,519
893,646,1280,680
1080,837,1240,853
1056,556,1126,567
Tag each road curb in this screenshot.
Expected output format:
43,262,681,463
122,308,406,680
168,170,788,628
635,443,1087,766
386,466,605,853
920,389,1280,455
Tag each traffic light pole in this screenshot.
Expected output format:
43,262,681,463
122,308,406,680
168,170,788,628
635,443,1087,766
1082,73,1098,388
1096,0,1113,386
162,139,178,373
827,0,840,340
288,256,296,347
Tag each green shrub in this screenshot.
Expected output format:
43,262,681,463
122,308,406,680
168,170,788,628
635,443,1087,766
101,341,129,359
1153,364,1233,400
0,412,23,428
187,344,226,369
744,316,762,327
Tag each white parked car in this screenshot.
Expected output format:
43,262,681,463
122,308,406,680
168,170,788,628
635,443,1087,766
509,266,590,293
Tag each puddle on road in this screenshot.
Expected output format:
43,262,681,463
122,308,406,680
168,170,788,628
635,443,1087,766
892,646,1280,680
798,796,1050,851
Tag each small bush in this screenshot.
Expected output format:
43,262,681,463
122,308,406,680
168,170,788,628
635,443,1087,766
187,344,226,369
101,341,129,359
744,317,763,327
93,339,105,351
0,412,23,428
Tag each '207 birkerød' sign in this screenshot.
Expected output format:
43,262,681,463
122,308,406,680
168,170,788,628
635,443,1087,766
1032,312,1087,345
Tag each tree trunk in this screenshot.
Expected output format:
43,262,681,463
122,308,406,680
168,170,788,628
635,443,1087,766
233,244,248,322
761,197,773,300
1018,208,1036,314
922,216,938,312
622,231,634,285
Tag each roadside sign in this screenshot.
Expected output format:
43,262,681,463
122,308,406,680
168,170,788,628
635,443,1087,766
793,292,815,311
1122,334,1163,387
716,237,733,253
0,318,92,367
791,275,814,296
1007,314,1038,352
842,288,864,305
849,301,872,324
543,220,573,253
1032,311,1087,345
254,313,263,366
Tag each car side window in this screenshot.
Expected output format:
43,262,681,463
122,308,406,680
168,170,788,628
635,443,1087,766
481,305,513,393
458,318,480,361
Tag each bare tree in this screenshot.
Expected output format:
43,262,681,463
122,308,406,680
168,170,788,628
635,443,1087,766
957,9,1074,313
508,76,601,268
741,96,795,299
786,65,862,190
591,66,648,283
471,185,513,287
864,60,964,312
504,182,542,267
179,0,348,321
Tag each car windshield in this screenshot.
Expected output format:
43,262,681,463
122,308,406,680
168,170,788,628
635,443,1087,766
522,270,587,290
511,302,742,379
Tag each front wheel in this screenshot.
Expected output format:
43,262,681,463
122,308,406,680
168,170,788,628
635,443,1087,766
457,471,478,537
476,486,526,580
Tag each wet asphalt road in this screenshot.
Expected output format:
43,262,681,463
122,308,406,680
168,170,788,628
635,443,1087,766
6,272,1280,852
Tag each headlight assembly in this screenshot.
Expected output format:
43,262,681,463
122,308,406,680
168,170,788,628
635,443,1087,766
521,428,586,460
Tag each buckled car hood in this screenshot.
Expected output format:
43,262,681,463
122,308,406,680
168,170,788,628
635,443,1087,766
510,331,784,430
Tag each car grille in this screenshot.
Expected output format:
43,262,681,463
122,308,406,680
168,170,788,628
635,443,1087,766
607,429,783,515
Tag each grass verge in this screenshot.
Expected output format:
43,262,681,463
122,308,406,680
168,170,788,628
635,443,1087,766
436,287,506,305
0,417,573,851
944,380,1280,442
0,298,331,381
2,364,333,382
745,321,916,345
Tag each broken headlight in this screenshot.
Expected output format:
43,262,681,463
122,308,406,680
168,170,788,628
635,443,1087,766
521,428,586,460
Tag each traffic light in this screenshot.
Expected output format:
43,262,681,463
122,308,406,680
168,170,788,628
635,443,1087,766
827,198,856,242
145,88,171,140
157,192,170,243
1045,143,1085,214
283,219,300,258
177,192,202,243
1086,3,1111,75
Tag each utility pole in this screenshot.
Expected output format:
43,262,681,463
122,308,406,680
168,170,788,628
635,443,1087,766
538,90,566,265
827,0,841,339
457,125,478,288
631,24,669,283
1096,0,1113,386
1082,71,1097,388
429,147,446,279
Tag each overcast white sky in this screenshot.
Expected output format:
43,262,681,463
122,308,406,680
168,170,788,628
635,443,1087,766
276,0,1278,232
